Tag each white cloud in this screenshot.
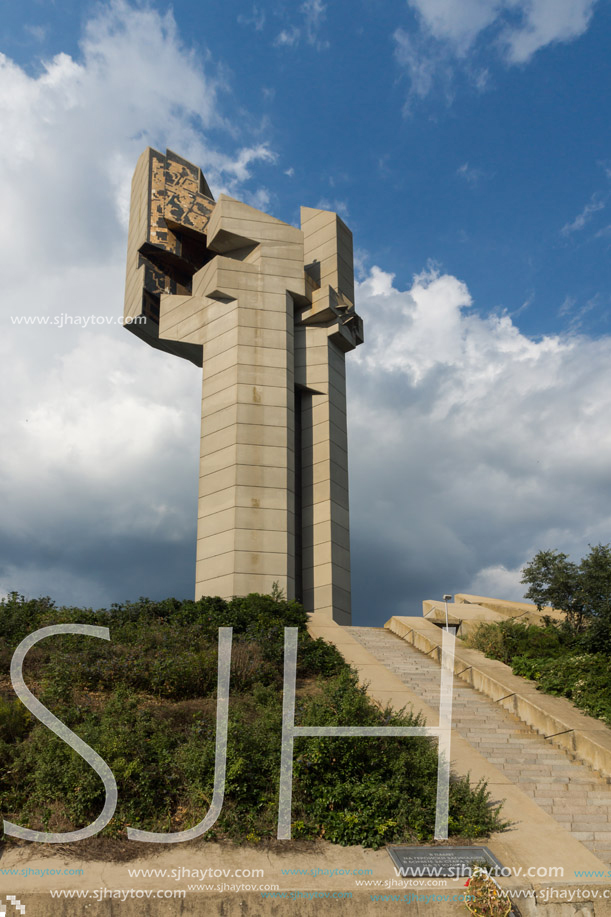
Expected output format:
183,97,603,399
561,193,606,236
316,197,349,219
566,295,600,333
275,26,301,47
502,0,598,64
472,66,491,90
394,28,443,102
558,294,577,316
348,266,611,618
302,0,329,46
0,1,277,606
237,5,266,31
407,0,598,57
406,0,502,52
217,143,277,183
466,564,525,601
274,0,329,50
397,0,600,106
0,2,274,273
24,24,47,43
2,0,610,624
456,161,488,186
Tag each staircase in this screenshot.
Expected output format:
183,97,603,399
348,625,611,866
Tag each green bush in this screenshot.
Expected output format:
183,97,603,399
511,653,611,726
0,697,30,743
467,619,575,666
291,669,505,847
0,591,506,847
467,619,611,726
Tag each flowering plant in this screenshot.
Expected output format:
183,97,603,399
464,866,511,917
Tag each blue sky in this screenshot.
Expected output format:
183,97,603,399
1,0,610,622
3,0,610,337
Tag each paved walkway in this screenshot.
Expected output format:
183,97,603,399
348,626,611,866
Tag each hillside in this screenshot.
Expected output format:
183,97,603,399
0,591,506,853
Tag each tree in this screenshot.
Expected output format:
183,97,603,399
521,544,611,652
579,544,611,623
521,549,583,629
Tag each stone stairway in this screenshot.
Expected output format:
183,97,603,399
348,626,611,866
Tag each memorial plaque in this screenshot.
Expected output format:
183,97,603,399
386,846,504,878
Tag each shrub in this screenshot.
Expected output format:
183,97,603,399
511,653,611,726
0,592,507,846
467,619,575,666
467,619,611,726
0,697,31,743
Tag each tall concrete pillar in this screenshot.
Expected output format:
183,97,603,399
124,148,363,622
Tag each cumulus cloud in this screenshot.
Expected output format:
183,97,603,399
3,1,610,626
347,267,611,620
0,1,275,607
396,0,600,106
466,564,525,601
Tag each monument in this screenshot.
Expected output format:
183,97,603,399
124,148,364,623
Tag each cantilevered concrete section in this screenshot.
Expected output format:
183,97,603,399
124,148,363,623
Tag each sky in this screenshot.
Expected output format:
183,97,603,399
0,0,610,624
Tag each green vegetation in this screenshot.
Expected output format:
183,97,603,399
467,544,611,726
522,543,611,651
0,591,505,848
466,619,611,725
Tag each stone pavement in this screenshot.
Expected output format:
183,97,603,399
348,626,611,866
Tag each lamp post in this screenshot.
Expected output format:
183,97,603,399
443,594,452,630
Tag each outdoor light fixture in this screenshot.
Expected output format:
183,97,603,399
443,595,452,629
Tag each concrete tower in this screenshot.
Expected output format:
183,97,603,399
124,148,363,623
